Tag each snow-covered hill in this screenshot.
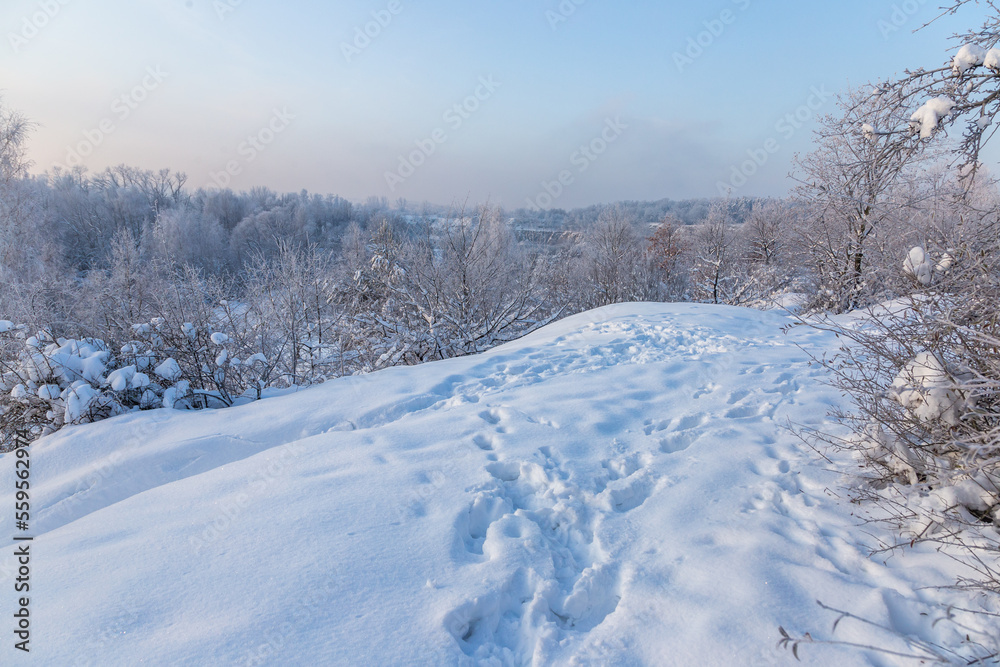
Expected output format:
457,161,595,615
0,304,987,665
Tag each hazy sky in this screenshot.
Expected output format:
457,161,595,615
0,0,984,208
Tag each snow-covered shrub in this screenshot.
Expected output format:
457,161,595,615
0,330,123,447
806,224,1000,596
240,242,345,385
0,282,281,449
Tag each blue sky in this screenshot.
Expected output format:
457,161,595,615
0,0,985,208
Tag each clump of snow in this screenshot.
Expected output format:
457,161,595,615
210,332,229,346
64,382,100,423
903,246,934,285
0,320,14,333
860,422,919,485
139,389,159,409
910,96,954,138
986,48,1000,70
107,366,136,392
891,352,970,427
131,372,151,389
37,384,62,400
162,380,191,409
952,44,986,74
154,358,182,382
935,249,956,274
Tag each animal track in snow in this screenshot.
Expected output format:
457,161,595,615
594,452,652,494
727,389,751,405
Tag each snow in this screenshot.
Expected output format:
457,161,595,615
0,303,994,665
902,245,933,285
910,96,954,138
63,382,100,423
36,384,61,400
154,358,183,382
106,365,136,392
21,339,109,386
210,332,229,345
952,43,986,74
986,47,1000,70
891,351,970,427
162,379,191,409
935,249,955,274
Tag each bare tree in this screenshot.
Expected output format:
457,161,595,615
580,207,658,307
648,214,688,299
688,200,781,306
0,99,32,184
792,87,926,312
744,199,788,266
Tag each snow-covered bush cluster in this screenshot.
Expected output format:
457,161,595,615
0,312,275,444
788,6,1000,614
814,226,1000,598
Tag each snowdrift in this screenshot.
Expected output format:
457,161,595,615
0,304,986,665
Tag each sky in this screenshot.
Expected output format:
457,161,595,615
0,0,988,209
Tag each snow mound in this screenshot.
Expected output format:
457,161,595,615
0,303,990,665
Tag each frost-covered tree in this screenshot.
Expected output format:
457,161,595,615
792,87,926,312
689,200,781,307
797,5,1000,632
868,3,1000,176
199,188,250,232
410,205,549,357
744,199,788,267
242,242,343,384
147,206,232,275
579,207,658,308
0,100,31,185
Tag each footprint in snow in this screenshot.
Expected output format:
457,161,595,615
473,434,496,452
448,455,624,660
659,431,700,454
478,409,502,426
